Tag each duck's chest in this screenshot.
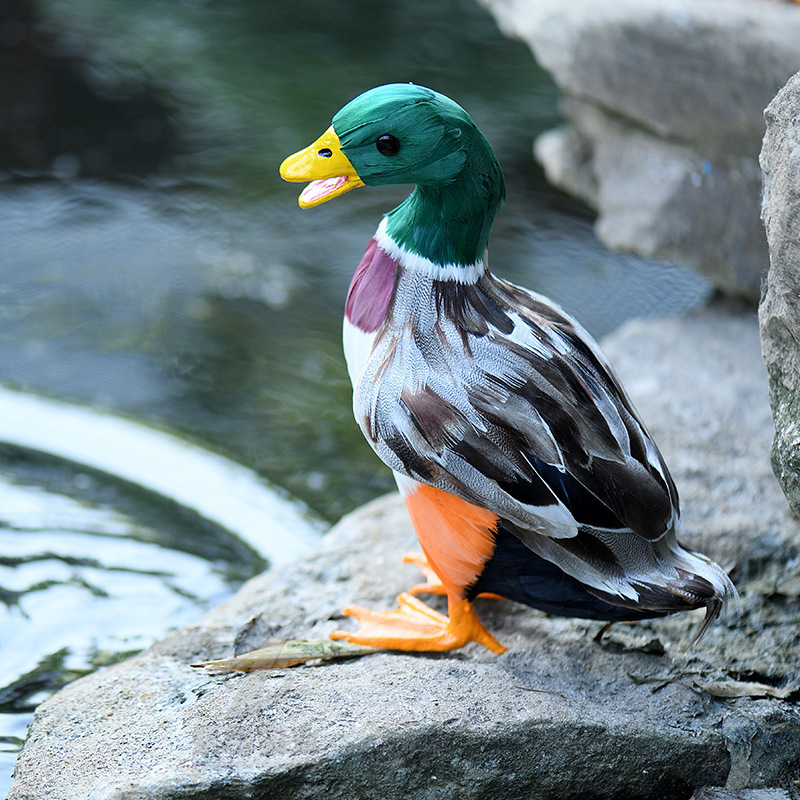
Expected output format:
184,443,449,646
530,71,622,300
341,236,398,382
342,318,378,387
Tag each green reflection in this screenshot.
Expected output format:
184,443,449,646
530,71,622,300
38,0,559,189
10,0,564,523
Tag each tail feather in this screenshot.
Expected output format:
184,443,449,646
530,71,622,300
480,521,737,632
584,541,737,634
692,597,724,644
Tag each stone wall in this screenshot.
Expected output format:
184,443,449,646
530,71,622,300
759,71,800,517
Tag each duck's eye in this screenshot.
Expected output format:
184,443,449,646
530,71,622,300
318,148,333,158
376,134,400,156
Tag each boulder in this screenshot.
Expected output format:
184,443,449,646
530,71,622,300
691,789,794,800
759,71,800,520
479,0,800,300
9,303,800,799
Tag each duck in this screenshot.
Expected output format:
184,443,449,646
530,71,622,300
279,83,736,654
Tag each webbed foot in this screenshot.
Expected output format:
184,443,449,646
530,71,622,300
330,592,506,654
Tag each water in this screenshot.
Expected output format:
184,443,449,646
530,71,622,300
1,0,711,792
0,388,321,794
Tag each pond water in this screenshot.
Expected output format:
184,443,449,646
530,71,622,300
1,0,711,792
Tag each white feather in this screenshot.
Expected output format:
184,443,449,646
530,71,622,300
342,318,377,386
375,217,484,284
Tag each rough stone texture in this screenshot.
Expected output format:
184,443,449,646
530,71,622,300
479,0,800,301
759,71,800,521
9,303,800,800
691,789,793,800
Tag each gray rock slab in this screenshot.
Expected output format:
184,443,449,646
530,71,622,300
759,71,800,521
691,789,793,800
534,99,766,301
9,303,800,799
480,0,800,301
481,0,800,152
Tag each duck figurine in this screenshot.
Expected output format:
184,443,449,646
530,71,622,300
280,84,736,654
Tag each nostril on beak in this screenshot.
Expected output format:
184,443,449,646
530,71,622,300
318,148,333,158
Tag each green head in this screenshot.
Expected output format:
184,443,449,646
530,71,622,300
280,84,506,266
334,84,479,189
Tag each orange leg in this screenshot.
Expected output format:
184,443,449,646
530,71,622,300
403,552,504,600
330,591,505,654
402,552,448,595
329,483,507,654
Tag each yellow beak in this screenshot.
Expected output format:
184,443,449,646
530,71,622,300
279,126,365,209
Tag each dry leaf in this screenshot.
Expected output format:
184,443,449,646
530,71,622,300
192,639,380,673
692,679,798,699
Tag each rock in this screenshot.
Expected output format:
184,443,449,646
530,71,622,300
759,71,800,520
9,303,800,799
479,0,800,301
691,789,793,800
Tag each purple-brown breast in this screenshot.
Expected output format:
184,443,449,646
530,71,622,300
345,238,398,333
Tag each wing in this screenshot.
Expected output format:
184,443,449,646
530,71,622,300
355,272,680,546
